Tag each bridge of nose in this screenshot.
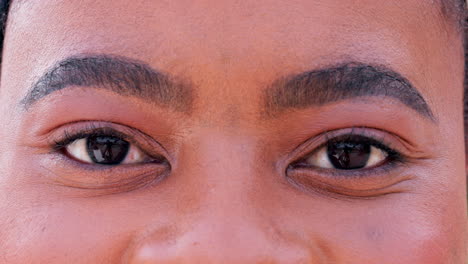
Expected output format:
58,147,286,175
123,130,330,263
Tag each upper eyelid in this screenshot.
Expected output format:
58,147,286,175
286,127,410,169
284,128,413,196
287,138,406,181
48,122,169,160
323,128,394,148
53,126,131,149
296,135,400,167
321,134,398,155
295,127,402,155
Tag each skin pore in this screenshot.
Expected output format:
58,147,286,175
0,0,466,263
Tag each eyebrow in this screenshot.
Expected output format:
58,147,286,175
21,55,193,112
263,62,435,121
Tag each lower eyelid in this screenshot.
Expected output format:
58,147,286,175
286,162,413,198
284,130,411,191
290,153,403,177
56,169,168,195
42,151,171,193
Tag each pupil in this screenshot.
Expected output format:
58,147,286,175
327,141,371,170
86,136,130,165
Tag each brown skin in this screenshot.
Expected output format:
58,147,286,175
0,0,466,263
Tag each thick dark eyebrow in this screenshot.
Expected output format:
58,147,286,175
264,62,435,121
21,55,193,112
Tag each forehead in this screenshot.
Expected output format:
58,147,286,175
5,0,449,64
2,0,462,115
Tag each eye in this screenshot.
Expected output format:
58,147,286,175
302,136,390,170
65,135,149,165
287,131,409,197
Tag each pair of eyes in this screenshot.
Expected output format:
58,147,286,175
64,133,392,171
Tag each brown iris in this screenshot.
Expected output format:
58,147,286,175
86,136,130,165
326,141,371,170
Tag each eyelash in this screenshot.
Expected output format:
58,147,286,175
50,123,170,169
50,123,164,165
53,125,129,151
289,128,407,178
51,123,406,179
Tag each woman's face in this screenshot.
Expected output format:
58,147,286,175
0,0,466,263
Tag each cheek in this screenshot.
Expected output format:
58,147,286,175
359,218,458,263
0,194,132,263
283,192,466,263
340,202,466,263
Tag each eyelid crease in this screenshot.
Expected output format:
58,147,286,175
303,133,401,168
289,126,431,162
322,128,398,153
48,122,169,162
287,127,395,160
281,126,435,187
52,124,128,150
282,126,425,199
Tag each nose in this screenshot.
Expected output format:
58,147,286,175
125,210,315,264
124,133,322,263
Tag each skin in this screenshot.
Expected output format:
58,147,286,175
0,0,466,263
